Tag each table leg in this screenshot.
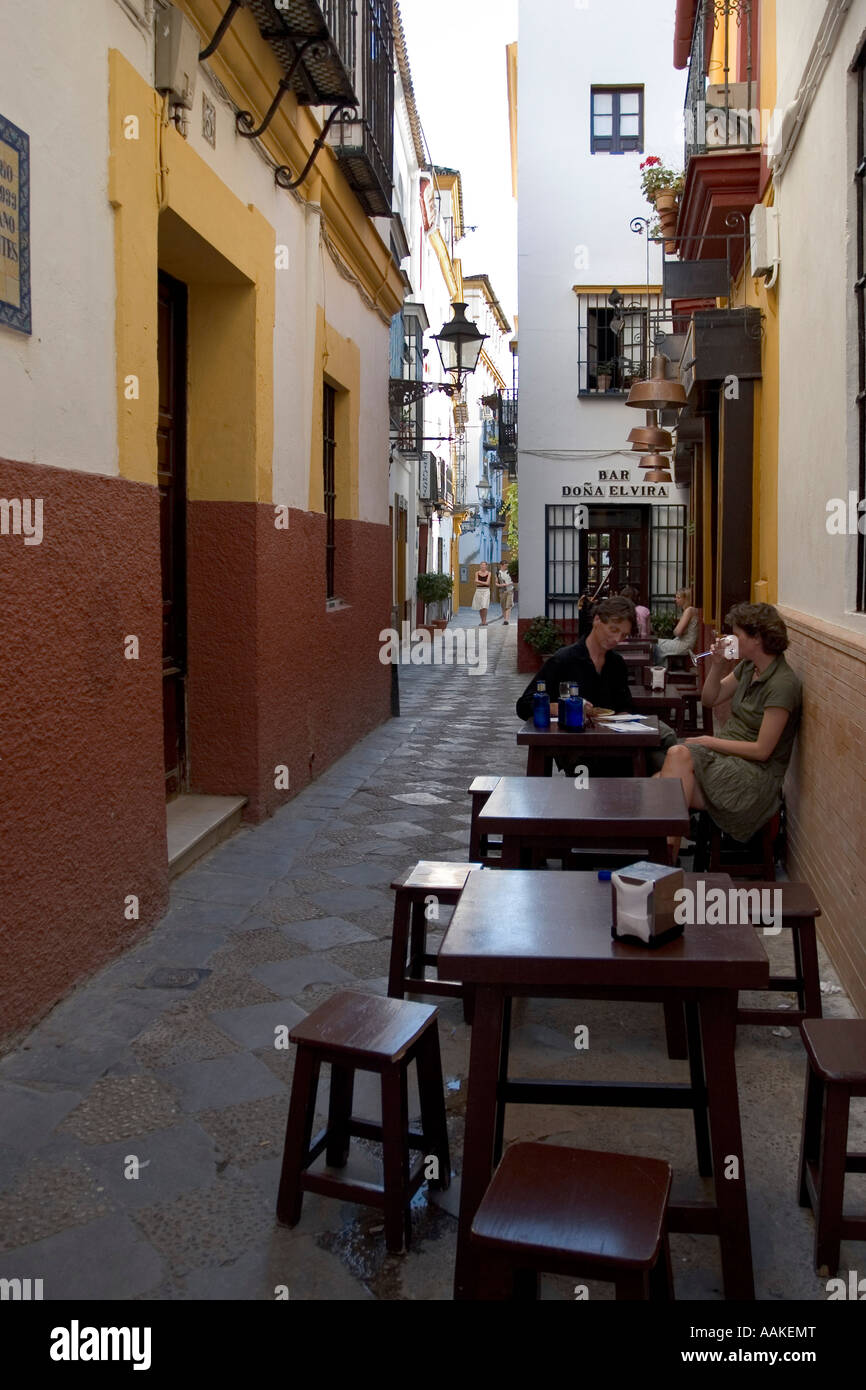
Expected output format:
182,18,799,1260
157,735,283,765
699,989,756,1300
526,748,548,777
633,750,647,776
454,985,506,1301
500,836,521,870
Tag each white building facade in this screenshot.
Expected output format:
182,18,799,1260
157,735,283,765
515,0,688,658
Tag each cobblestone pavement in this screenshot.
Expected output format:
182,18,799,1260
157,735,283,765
0,615,859,1301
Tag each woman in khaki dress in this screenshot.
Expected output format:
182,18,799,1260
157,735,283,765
656,603,802,853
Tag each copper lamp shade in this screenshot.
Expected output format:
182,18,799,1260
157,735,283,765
628,424,673,451
625,354,687,411
639,452,673,482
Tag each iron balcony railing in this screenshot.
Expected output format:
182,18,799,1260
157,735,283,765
327,0,394,217
684,0,756,166
245,0,357,106
576,293,670,395
500,389,517,471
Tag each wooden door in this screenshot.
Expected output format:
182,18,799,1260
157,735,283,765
581,506,649,602
157,272,188,800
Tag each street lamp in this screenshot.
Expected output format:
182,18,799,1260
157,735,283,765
432,303,489,388
476,475,492,506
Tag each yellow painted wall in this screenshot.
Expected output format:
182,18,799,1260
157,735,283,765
308,306,361,519
108,51,275,503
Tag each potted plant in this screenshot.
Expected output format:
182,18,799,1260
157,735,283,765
416,570,453,629
596,360,614,392
639,156,685,254
650,608,678,639
523,615,565,658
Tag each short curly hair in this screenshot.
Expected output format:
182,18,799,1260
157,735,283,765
725,602,789,655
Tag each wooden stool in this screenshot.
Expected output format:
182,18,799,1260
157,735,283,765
693,809,781,880
798,1019,866,1276
468,776,501,864
470,1142,674,1300
732,880,822,1027
388,861,481,1019
276,992,450,1253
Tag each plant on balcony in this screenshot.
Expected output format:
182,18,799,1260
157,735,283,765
639,156,685,203
596,360,615,391
523,616,565,656
417,570,453,627
640,156,684,254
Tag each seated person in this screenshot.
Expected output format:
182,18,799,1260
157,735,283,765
618,585,651,641
653,588,699,663
516,596,677,774
656,602,802,856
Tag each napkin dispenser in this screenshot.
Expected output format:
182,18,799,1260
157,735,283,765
611,861,685,948
650,666,667,690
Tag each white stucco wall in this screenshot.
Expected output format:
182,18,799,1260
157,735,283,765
517,0,688,615
0,0,391,524
776,0,866,634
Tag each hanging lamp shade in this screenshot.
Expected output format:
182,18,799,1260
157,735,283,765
432,303,488,381
625,354,687,411
640,452,674,482
628,425,673,451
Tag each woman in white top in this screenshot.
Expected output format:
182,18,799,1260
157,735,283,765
472,564,492,626
654,588,700,661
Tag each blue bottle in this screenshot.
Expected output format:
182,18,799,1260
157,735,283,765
564,683,585,730
532,680,551,729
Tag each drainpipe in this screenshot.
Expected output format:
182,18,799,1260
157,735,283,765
769,0,853,180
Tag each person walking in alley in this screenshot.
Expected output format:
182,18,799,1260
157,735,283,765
473,562,492,626
496,564,515,624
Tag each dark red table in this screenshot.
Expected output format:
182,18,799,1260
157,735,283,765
517,715,661,777
478,775,689,867
439,870,770,1301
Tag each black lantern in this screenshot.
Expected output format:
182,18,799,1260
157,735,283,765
432,303,488,387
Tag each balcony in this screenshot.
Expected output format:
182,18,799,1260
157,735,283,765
245,0,357,105
677,0,761,277
326,0,395,217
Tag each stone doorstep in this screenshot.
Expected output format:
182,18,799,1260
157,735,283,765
167,796,248,881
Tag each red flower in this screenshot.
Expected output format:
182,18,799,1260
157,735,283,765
640,156,662,170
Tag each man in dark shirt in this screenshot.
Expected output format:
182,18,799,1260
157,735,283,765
516,596,678,775
516,596,636,722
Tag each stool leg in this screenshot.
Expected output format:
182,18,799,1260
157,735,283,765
493,996,513,1166
408,900,426,981
388,892,411,999
791,928,807,1014
685,1000,712,1178
512,1267,540,1300
276,1047,321,1227
381,1065,412,1254
416,1028,451,1191
614,1271,651,1300
814,1084,850,1277
663,1002,688,1061
648,1233,674,1301
798,1063,824,1208
798,922,823,1020
325,1063,355,1169
462,984,475,1027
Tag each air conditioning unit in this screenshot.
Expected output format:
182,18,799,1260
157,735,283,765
750,205,780,278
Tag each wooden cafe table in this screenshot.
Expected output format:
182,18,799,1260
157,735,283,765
517,714,661,777
478,776,689,868
440,870,770,1301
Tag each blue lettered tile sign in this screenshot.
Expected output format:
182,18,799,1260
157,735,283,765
0,113,31,334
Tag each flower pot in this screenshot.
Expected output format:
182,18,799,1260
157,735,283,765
653,189,678,214
597,374,611,393
430,619,448,630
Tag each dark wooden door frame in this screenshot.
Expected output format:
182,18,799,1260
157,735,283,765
157,270,189,800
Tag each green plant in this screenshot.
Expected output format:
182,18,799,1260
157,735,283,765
651,607,678,638
507,558,519,581
523,616,565,656
416,571,453,604
503,482,519,556
639,155,685,203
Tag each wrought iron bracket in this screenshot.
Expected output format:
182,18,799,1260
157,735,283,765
199,0,247,62
389,379,459,409
274,101,357,191
236,36,325,138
